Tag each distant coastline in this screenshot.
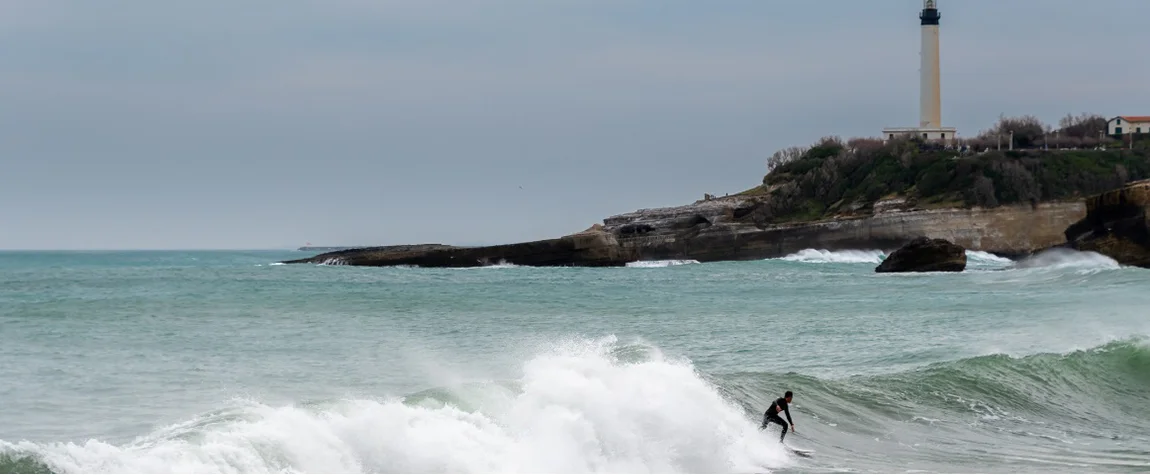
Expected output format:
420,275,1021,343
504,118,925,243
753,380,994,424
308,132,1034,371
288,114,1150,268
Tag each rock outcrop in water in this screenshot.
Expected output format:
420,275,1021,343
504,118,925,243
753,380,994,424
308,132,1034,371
874,237,967,273
284,198,1085,268
1064,179,1150,268
283,226,637,267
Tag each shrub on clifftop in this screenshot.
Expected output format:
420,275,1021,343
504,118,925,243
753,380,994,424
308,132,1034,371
752,115,1150,224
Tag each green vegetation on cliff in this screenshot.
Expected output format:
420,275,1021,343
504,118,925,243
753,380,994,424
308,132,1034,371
746,115,1150,223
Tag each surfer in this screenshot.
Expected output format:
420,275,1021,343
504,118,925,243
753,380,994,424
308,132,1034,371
760,390,795,443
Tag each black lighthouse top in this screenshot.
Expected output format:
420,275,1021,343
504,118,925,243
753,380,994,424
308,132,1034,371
920,0,940,26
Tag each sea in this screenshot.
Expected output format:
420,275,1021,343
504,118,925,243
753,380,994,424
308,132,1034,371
0,248,1147,474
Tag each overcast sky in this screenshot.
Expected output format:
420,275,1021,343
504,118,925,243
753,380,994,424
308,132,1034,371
2,0,1147,250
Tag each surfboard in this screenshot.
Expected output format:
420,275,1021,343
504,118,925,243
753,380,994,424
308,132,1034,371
784,445,814,457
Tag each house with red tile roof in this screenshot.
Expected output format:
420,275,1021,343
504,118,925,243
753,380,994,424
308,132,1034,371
1107,116,1150,135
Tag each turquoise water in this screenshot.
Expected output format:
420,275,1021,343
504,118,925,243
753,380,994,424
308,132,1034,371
1,249,1147,473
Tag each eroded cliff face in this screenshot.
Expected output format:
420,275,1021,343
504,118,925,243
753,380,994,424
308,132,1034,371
604,198,1086,261
1065,179,1150,268
285,198,1087,268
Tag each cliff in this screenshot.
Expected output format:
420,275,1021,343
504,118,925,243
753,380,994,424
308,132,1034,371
1065,179,1150,268
603,197,1084,261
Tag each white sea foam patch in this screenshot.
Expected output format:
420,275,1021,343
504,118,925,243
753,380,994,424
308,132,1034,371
778,249,886,264
0,337,790,474
965,250,1013,267
625,259,700,268
469,259,520,269
1012,248,1121,272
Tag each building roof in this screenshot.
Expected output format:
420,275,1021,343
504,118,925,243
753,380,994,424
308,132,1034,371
1113,116,1150,122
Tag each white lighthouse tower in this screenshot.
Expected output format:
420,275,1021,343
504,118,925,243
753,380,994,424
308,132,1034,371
883,0,956,142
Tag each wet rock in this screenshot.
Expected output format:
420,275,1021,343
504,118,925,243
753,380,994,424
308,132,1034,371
1064,179,1150,268
875,237,967,273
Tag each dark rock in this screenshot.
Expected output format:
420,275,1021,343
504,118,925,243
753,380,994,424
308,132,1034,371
674,214,712,229
1064,179,1150,268
281,227,637,268
617,223,655,236
874,237,967,273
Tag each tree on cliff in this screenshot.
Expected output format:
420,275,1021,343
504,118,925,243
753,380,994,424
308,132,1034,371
766,146,806,174
961,114,1111,150
1057,113,1107,139
979,114,1047,149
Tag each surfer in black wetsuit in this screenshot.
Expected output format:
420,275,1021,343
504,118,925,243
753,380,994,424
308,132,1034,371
761,391,795,443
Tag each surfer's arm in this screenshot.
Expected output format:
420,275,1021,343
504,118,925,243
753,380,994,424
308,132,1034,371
784,406,793,425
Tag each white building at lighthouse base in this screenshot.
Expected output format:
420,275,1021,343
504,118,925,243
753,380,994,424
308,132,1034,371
881,126,957,142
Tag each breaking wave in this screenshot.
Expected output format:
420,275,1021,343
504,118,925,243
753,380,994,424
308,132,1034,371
4,336,1149,473
625,260,700,268
773,247,1123,274
776,249,1013,266
964,250,1013,266
1011,248,1121,272
0,337,790,474
721,337,1150,471
777,249,886,264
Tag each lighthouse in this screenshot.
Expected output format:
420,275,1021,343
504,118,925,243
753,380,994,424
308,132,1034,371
919,0,941,129
883,0,956,142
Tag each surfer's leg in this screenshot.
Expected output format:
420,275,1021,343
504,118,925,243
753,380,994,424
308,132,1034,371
766,414,788,442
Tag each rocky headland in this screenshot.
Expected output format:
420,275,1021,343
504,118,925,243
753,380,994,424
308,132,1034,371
284,194,1086,268
1064,179,1150,268
286,123,1150,268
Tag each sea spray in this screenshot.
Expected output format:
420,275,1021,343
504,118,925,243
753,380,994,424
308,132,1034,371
778,249,886,264
779,248,1015,268
964,250,1013,267
1012,248,1121,272
625,260,700,268
0,337,792,474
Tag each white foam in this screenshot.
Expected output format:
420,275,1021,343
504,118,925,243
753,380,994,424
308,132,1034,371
1,337,791,473
1011,248,1121,272
965,250,1013,265
625,260,700,268
466,259,520,269
778,249,886,264
963,250,1014,270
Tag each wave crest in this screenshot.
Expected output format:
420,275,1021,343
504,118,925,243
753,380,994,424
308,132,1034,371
1012,248,1120,272
778,249,886,264
723,337,1150,424
625,260,700,268
0,337,791,474
965,250,1013,266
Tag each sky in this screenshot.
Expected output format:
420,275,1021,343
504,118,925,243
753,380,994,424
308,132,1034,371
2,0,1148,250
